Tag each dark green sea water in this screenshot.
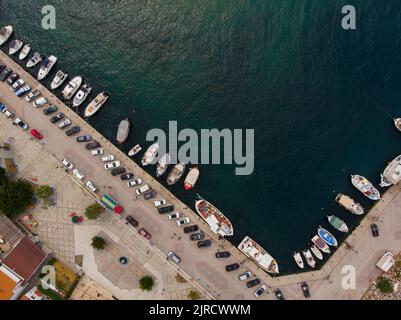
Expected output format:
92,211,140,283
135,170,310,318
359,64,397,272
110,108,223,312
2,0,401,273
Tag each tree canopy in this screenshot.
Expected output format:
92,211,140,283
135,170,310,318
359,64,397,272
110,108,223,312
84,203,104,220
139,275,155,291
0,179,34,217
91,236,106,250
37,185,53,201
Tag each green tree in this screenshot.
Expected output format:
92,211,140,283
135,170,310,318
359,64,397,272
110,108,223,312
0,179,34,217
188,290,201,300
0,167,8,187
139,275,154,291
37,185,53,204
91,236,106,250
377,277,393,293
84,203,104,220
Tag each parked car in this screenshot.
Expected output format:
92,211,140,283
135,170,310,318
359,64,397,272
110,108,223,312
13,118,29,130
176,217,190,227
11,79,24,91
246,278,261,288
6,72,18,85
58,119,72,129
43,104,57,115
239,271,252,281
143,190,157,200
190,232,204,241
15,85,31,97
104,161,121,170
91,149,104,156
183,225,199,234
301,282,310,298
26,88,40,102
371,224,379,237
158,205,174,214
255,285,267,298
0,103,6,112
167,251,181,263
0,63,4,73
111,167,126,176
197,239,212,248
4,109,15,119
76,135,92,143
72,169,85,181
135,184,150,195
168,212,181,220
138,228,151,240
225,263,240,272
62,158,74,170
101,154,115,162
215,251,231,259
33,97,48,108
30,129,43,140
85,181,98,193
274,288,285,300
0,67,12,81
154,199,167,207
128,179,143,187
120,173,134,181
50,112,65,123
85,141,100,150
126,215,139,227
66,126,80,136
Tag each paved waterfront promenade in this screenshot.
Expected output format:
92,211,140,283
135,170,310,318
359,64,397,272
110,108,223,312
1,49,401,300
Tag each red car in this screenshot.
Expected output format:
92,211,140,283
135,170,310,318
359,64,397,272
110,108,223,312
31,129,43,140
138,228,152,240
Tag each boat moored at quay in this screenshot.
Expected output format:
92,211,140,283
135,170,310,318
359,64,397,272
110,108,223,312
9,39,23,55
37,55,57,80
0,25,13,46
156,153,171,177
238,236,279,274
73,83,92,107
380,154,401,187
184,166,200,190
141,143,159,166
327,215,349,233
26,52,42,68
116,118,130,144
335,193,365,215
62,76,82,100
84,92,109,118
318,226,338,247
311,235,331,254
19,43,31,60
167,163,186,185
50,70,68,90
351,175,380,200
195,195,234,237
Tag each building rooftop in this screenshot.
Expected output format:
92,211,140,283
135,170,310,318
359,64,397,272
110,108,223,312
0,264,22,300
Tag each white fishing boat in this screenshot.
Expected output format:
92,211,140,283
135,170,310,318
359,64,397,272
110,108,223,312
50,70,68,90
167,163,186,185
141,143,159,166
293,252,304,269
9,39,23,55
73,83,92,107
302,249,316,268
380,154,401,187
128,144,142,157
394,118,401,132
327,215,349,233
116,118,130,144
19,43,31,60
84,92,109,118
335,193,364,215
310,245,323,261
184,166,200,190
351,175,381,200
26,52,42,68
0,25,13,46
156,153,171,177
311,235,330,254
38,55,57,80
62,76,82,99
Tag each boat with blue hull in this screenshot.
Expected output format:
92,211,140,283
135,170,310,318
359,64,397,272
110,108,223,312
318,226,338,247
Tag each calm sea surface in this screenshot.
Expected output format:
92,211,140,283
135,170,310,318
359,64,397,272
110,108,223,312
2,0,401,273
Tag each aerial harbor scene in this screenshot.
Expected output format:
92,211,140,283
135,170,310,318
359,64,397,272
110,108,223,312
1,0,401,306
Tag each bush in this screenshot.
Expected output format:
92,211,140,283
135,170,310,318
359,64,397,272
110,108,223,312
139,275,154,291
188,290,201,300
0,179,34,217
377,277,393,293
91,236,106,250
85,203,104,220
37,185,53,202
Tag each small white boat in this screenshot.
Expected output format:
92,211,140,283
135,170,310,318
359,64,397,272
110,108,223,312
62,76,82,100
380,174,392,188
116,118,130,144
335,193,365,215
302,249,316,268
84,92,109,118
394,118,401,132
141,143,159,166
73,83,92,107
167,163,186,186
19,43,31,60
351,175,381,201
156,153,171,177
26,52,42,68
311,235,330,254
293,252,304,269
0,25,13,46
184,166,200,190
38,55,57,80
50,70,68,90
128,144,142,157
310,245,323,261
9,39,23,55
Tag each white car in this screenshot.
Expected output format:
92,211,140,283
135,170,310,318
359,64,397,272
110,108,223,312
135,184,150,195
128,179,143,187
92,149,104,156
176,217,190,227
104,161,120,170
239,271,252,281
72,169,85,181
33,97,48,108
11,79,24,91
58,118,71,129
101,154,115,162
13,117,29,130
25,89,40,102
154,199,167,207
85,181,98,193
4,109,15,119
62,158,74,170
168,212,181,220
